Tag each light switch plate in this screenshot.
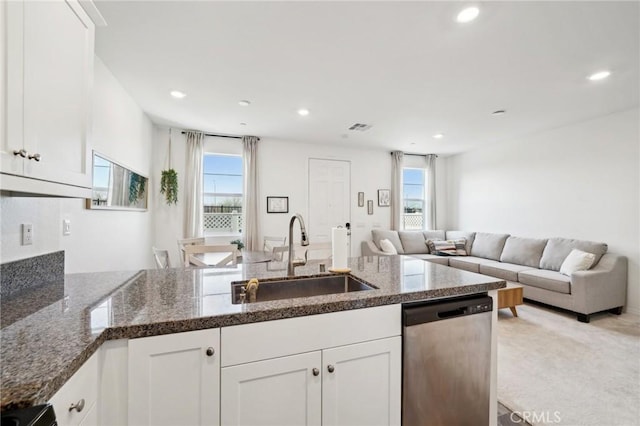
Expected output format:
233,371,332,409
22,224,33,245
63,219,71,236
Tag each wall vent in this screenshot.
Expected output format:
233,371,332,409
348,123,372,131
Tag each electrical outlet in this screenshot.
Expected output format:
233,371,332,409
22,224,33,245
63,219,71,236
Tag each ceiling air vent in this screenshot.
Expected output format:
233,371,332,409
348,123,372,131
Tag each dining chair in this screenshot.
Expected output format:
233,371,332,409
183,244,238,268
152,247,171,269
177,237,205,264
263,236,287,261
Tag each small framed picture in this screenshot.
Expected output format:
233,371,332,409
378,189,390,207
267,196,289,213
358,192,364,207
367,200,374,215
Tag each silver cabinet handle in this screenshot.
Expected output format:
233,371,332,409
69,398,85,413
312,368,320,376
28,153,41,162
13,149,27,158
206,347,215,356
327,365,335,373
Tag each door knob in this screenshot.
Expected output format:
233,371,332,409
312,368,320,376
327,365,335,373
13,149,27,158
206,347,215,356
69,398,85,413
28,153,41,161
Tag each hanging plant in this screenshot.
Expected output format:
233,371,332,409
160,129,179,205
160,169,178,204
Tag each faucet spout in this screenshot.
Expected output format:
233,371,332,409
288,214,310,276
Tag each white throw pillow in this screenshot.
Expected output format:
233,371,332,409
560,249,596,276
379,238,398,255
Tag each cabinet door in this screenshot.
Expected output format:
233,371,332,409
322,336,402,426
128,329,220,426
221,351,322,426
21,0,93,188
49,352,98,426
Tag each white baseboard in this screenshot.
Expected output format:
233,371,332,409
624,305,640,317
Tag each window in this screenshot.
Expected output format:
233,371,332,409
203,154,243,236
402,168,424,230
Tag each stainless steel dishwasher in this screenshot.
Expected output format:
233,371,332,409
402,294,493,426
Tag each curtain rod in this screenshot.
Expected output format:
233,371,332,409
390,152,438,158
180,131,260,141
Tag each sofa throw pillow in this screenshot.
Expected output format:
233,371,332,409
559,249,596,276
431,240,458,256
452,238,468,256
379,238,398,255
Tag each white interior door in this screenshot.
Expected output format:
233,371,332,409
308,159,351,254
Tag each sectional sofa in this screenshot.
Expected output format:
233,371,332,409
361,230,627,323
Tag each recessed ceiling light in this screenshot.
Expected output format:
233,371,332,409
456,7,479,23
298,109,310,116
238,100,251,106
587,70,611,81
492,110,506,116
170,90,186,99
433,133,444,139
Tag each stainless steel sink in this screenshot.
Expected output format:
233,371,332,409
231,275,377,304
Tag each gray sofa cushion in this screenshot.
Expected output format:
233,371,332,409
398,231,430,254
470,232,510,261
519,269,571,294
410,253,450,266
448,256,492,273
479,261,534,282
500,236,548,268
445,231,475,254
539,238,608,271
371,230,405,254
423,230,446,241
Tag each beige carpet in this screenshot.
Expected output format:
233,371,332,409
497,303,640,426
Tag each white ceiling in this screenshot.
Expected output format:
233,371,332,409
94,1,639,155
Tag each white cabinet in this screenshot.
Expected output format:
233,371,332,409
2,0,94,197
221,305,402,426
221,337,401,426
322,337,401,426
128,329,220,426
221,352,322,426
49,352,98,426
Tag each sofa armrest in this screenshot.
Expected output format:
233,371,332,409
570,253,627,314
361,241,391,256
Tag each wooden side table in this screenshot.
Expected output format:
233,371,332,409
498,283,524,317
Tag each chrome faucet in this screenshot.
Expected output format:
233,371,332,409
288,213,310,276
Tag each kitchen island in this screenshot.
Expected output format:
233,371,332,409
1,255,505,424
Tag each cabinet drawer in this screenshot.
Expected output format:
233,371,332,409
49,352,98,426
222,304,401,367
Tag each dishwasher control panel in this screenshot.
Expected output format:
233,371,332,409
467,301,493,314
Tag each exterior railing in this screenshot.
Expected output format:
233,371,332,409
403,213,423,230
204,212,243,233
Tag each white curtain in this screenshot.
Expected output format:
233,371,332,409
390,151,404,230
424,154,437,230
242,136,259,250
184,131,204,238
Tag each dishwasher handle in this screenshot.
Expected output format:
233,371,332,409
403,295,492,326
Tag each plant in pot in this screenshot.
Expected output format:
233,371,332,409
160,129,178,205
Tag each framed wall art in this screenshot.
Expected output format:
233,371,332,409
267,196,289,213
378,189,390,207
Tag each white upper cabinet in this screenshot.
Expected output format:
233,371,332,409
2,0,94,197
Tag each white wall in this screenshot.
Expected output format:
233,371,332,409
445,108,640,314
0,57,155,272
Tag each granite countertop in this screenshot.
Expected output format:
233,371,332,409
0,255,505,410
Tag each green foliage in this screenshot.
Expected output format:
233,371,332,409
160,169,178,205
230,239,245,250
129,173,147,204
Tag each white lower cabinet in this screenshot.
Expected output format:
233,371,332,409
49,352,98,426
128,328,220,426
221,352,322,426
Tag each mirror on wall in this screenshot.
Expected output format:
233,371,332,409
87,152,148,211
